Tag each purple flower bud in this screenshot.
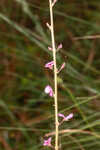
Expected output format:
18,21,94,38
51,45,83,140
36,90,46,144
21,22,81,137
57,62,65,73
44,85,53,97
48,46,53,51
45,61,54,70
60,62,65,70
43,137,52,147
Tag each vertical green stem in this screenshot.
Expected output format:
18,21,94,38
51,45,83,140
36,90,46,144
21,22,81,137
49,0,59,150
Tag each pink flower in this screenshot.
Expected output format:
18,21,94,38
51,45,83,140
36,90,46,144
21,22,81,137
43,137,52,147
44,85,53,97
45,61,54,70
57,43,62,50
58,113,73,121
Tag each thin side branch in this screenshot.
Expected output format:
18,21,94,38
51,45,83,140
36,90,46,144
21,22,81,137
45,129,100,139
74,35,100,40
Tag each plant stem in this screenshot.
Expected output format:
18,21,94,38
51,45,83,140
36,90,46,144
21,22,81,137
49,0,59,150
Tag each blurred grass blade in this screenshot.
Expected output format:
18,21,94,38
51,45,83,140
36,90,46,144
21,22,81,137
0,13,47,51
15,0,48,41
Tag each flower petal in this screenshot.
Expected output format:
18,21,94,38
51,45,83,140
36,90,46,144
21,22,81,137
64,113,73,121
58,113,65,118
44,85,53,97
44,85,51,94
57,43,62,50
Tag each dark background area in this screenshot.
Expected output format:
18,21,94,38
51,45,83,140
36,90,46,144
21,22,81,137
0,0,100,149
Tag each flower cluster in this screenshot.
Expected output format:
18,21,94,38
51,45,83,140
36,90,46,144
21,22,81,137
43,0,74,148
43,113,73,147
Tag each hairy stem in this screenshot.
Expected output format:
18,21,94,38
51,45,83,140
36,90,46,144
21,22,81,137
49,0,59,150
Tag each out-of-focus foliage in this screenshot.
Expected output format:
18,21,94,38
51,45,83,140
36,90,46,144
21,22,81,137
0,0,100,149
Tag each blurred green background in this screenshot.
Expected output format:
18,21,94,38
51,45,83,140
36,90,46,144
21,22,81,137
0,0,100,149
